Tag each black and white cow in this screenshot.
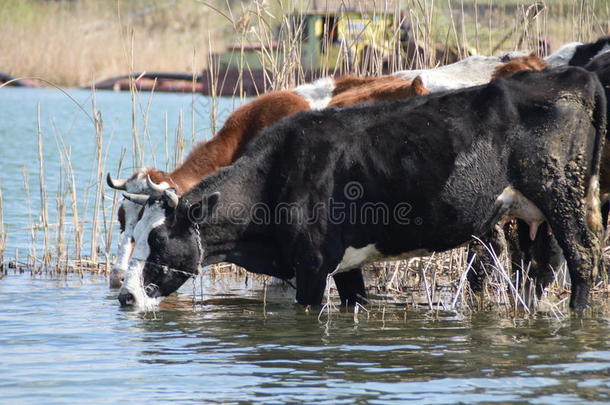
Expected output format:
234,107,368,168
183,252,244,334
545,36,610,67
118,66,606,311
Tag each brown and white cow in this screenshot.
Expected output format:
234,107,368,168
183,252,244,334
107,75,428,287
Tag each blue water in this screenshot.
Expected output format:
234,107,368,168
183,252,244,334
0,87,242,253
2,271,610,404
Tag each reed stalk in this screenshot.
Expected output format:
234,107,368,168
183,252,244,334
60,143,83,262
90,93,104,264
142,83,158,169
104,150,126,272
36,105,51,266
21,167,36,267
0,184,6,270
174,110,185,167
55,172,66,266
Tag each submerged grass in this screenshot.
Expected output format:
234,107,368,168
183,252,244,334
3,0,610,314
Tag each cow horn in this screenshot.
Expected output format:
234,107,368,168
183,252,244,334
146,175,170,193
122,192,149,205
107,173,128,190
164,189,179,208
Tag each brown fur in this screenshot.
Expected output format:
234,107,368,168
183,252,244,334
331,75,398,96
129,90,310,195
327,76,429,108
492,54,549,79
169,90,311,193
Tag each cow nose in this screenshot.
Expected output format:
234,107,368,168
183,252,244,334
118,292,135,306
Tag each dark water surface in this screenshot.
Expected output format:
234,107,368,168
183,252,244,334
1,272,610,404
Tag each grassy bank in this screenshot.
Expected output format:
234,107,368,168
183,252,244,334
0,0,223,86
1,1,608,87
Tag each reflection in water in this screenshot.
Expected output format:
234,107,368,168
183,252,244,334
1,271,610,404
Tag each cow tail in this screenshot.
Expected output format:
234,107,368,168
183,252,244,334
585,76,607,234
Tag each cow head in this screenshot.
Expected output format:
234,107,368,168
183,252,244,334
106,168,176,288
117,188,219,308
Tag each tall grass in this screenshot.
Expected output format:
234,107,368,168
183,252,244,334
1,1,607,88
0,0,220,87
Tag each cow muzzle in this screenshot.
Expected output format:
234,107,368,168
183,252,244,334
118,258,162,310
118,291,135,306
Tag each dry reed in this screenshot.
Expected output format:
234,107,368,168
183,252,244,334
0,0,220,87
0,184,6,272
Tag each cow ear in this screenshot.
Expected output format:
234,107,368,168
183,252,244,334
188,192,220,223
411,76,426,93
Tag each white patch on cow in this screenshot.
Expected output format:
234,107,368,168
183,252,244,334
333,244,431,274
544,42,583,67
495,186,547,240
293,77,335,109
111,172,149,284
335,244,379,273
501,50,531,60
119,202,167,310
393,56,504,92
111,169,172,287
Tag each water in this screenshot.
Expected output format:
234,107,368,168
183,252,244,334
2,88,610,404
1,271,610,404
0,87,240,253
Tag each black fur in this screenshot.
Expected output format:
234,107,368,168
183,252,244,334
469,51,610,302
569,36,610,67
140,67,606,310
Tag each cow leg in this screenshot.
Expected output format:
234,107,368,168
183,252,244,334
546,220,599,310
602,200,610,279
295,270,327,307
518,222,560,298
531,190,602,311
294,253,328,307
601,200,609,234
467,224,507,292
333,268,367,306
503,220,523,275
